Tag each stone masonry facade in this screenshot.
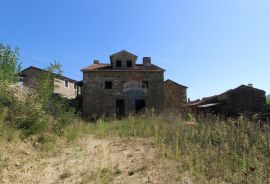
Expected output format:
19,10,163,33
81,50,165,117
164,79,188,112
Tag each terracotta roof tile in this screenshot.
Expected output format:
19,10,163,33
81,63,165,72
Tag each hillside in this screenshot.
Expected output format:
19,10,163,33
2,116,270,183
1,135,181,184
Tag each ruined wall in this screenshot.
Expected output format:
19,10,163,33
223,87,266,115
189,86,266,116
82,71,164,117
164,81,187,112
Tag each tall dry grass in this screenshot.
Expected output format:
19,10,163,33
81,113,270,183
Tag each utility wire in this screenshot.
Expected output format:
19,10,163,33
20,55,82,78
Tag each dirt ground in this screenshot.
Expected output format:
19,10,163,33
0,135,188,184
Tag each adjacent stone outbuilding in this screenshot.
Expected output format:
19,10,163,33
188,84,266,116
164,79,188,112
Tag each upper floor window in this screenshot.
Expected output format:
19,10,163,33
127,60,132,67
74,84,77,89
64,80,69,88
142,81,148,88
116,60,122,67
105,81,112,89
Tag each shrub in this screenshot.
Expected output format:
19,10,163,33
33,62,76,135
0,44,75,141
0,85,49,136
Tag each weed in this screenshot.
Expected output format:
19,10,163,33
88,114,270,183
59,170,72,180
80,171,96,184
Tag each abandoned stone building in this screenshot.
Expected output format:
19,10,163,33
81,50,168,117
20,66,80,99
188,84,266,116
19,51,188,117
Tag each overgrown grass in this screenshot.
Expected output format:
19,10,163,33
85,114,270,183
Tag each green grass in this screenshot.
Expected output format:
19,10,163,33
85,114,270,183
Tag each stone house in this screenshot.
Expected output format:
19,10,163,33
188,84,266,116
20,66,80,99
164,79,188,112
81,50,165,117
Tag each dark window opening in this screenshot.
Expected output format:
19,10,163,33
105,81,112,89
135,99,146,113
74,84,77,89
142,81,148,88
116,60,122,67
127,60,132,67
64,80,69,88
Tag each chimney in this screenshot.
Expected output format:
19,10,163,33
248,83,253,87
143,57,151,66
93,60,99,64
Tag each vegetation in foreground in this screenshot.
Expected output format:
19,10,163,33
81,114,270,183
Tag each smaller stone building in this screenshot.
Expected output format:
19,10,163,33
20,66,79,99
188,84,266,116
164,79,188,112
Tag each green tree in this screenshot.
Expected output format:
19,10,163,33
36,62,75,135
36,61,63,111
0,44,21,85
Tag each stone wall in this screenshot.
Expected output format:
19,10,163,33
82,71,164,117
21,67,41,89
164,80,187,112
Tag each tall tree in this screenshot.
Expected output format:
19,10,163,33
0,44,21,85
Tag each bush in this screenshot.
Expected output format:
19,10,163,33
35,62,76,135
0,85,49,136
0,60,76,137
0,43,75,142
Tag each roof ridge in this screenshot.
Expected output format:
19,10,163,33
21,66,78,82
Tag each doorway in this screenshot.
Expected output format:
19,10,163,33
116,99,125,117
135,99,146,113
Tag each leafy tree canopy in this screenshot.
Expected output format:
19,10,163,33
0,43,21,85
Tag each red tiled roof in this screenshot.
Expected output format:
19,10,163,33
81,63,111,71
81,63,165,72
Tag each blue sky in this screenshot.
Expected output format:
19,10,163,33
1,0,269,99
